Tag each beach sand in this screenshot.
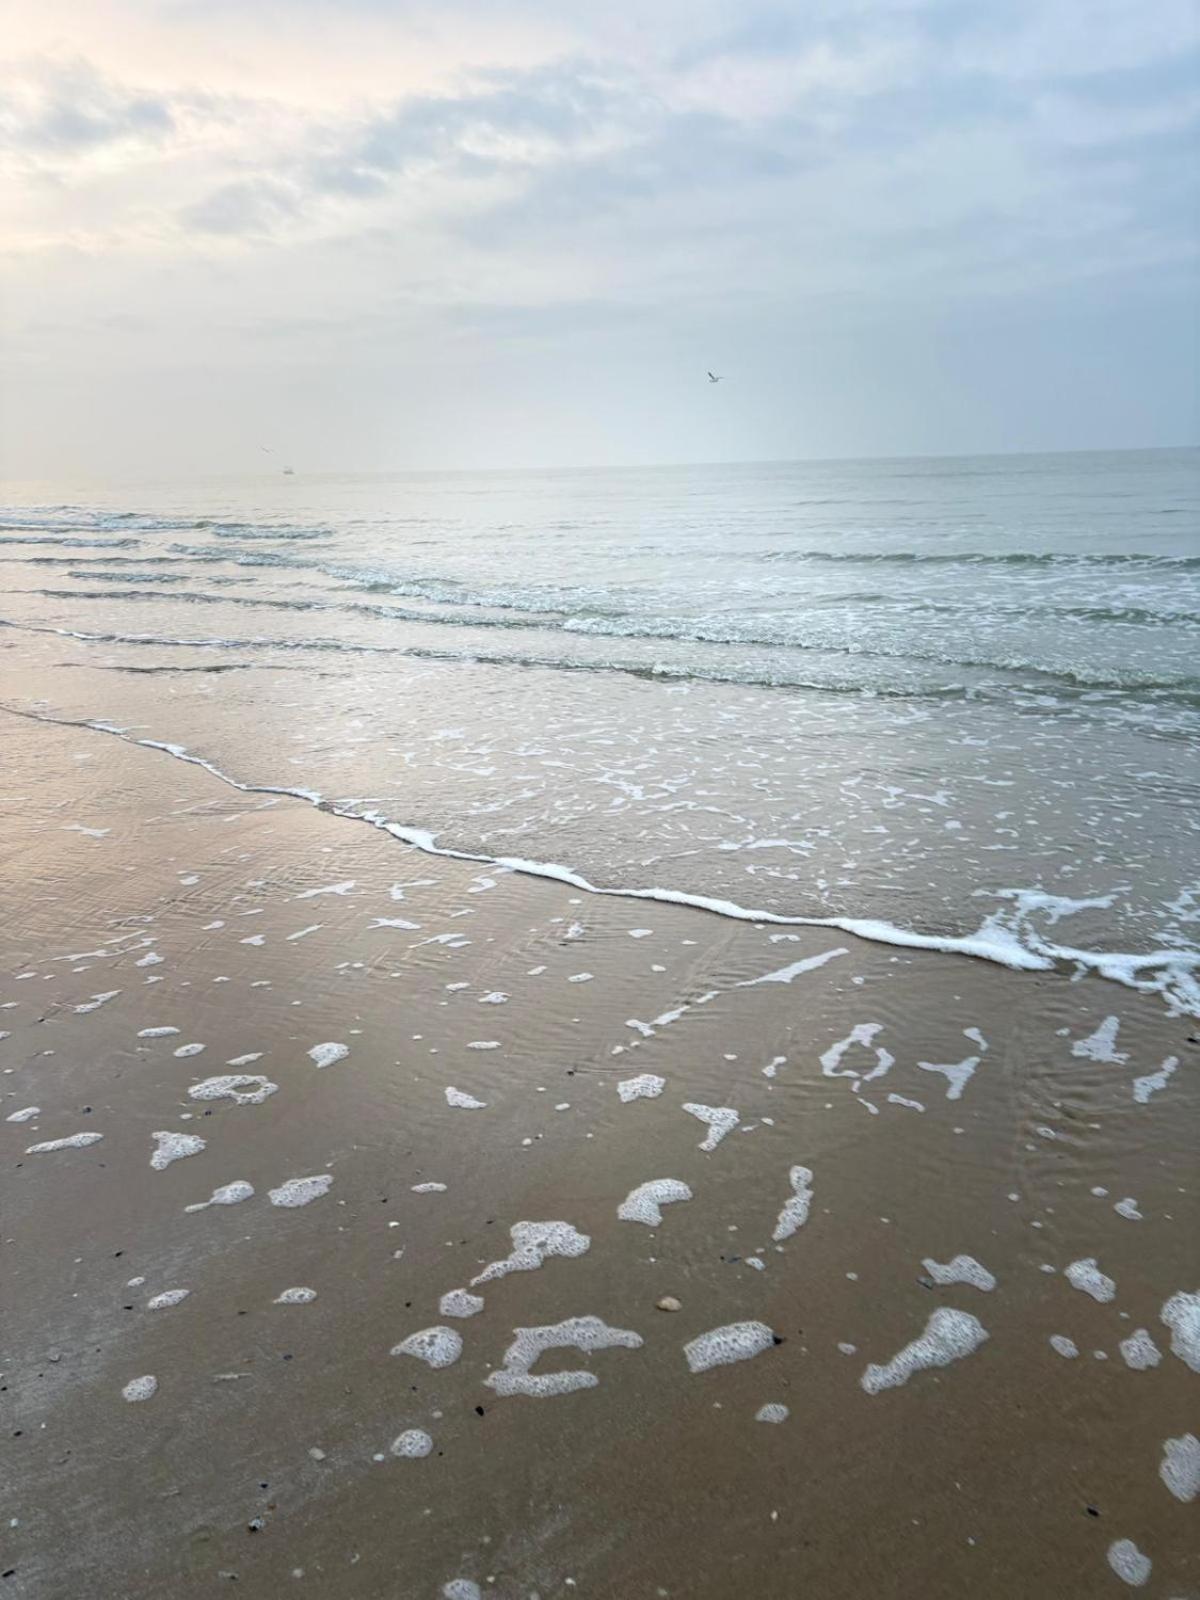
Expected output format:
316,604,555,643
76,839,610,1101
2,711,1197,1598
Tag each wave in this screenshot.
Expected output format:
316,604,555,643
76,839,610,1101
0,507,329,538
757,548,1200,569
2,699,1195,1014
0,535,141,548
21,584,1200,697
8,618,1200,736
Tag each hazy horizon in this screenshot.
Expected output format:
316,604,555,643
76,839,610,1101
4,442,1197,494
2,0,1198,478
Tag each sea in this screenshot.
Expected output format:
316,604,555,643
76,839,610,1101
2,447,1198,1010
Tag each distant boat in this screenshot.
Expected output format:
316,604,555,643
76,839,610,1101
282,466,295,475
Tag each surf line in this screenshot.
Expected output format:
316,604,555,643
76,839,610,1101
1,700,1195,1010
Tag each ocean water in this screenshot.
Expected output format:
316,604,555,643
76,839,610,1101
2,447,1198,1008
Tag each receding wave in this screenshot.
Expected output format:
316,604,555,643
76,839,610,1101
1,697,1195,1014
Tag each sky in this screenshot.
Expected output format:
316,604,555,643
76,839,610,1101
1,0,1198,476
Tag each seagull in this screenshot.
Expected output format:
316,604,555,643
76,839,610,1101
707,371,723,384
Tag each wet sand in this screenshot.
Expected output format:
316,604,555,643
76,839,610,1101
2,711,1197,1599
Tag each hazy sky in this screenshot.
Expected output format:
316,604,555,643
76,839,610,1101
2,0,1197,476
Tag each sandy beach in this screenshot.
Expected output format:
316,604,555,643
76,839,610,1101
3,706,1196,1598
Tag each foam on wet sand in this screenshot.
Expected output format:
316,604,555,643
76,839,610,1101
617,1178,692,1227
685,1321,777,1375
471,1220,590,1286
485,1316,643,1397
860,1308,988,1395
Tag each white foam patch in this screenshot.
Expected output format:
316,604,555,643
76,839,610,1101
150,1130,206,1170
308,1042,349,1069
269,1174,333,1208
183,1183,255,1220
173,1043,205,1058
1160,1433,1200,1503
755,1403,789,1423
915,1054,980,1101
821,1024,894,1089
189,1074,278,1106
390,1429,433,1458
440,1288,485,1319
467,1041,499,1051
295,880,355,899
471,1220,590,1286
147,1289,190,1310
1106,1539,1151,1588
1160,1289,1200,1372
861,1308,988,1394
412,1181,446,1193
138,1027,179,1039
772,1166,814,1242
26,1132,103,1153
1114,1197,1143,1221
685,1321,777,1374
122,1375,158,1402
1049,1335,1079,1359
617,1178,692,1227
484,1315,643,1397
1132,1056,1178,1104
1118,1329,1161,1370
922,1255,996,1292
682,1103,739,1151
74,990,120,1014
445,1087,487,1109
617,1074,665,1103
226,1053,263,1067
275,1287,317,1304
1071,1016,1127,1063
442,1583,481,1600
7,1106,40,1122
391,1326,463,1369
887,1093,925,1112
1065,1258,1116,1303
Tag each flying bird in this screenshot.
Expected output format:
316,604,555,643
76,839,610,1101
707,371,723,384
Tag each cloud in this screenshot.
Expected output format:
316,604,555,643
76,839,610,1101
181,176,301,235
0,58,175,157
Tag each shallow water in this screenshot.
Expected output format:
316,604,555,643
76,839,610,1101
1,448,1198,1007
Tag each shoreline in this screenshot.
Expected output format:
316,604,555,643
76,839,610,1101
3,699,1196,1016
